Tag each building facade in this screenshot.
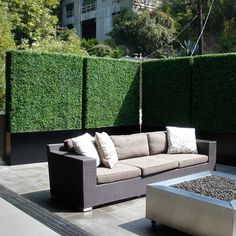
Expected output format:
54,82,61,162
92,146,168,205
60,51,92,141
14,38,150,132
61,0,160,41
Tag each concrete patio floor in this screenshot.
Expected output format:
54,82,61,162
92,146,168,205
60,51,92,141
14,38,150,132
0,161,235,236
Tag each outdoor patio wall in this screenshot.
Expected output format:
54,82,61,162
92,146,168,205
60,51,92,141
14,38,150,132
84,57,140,128
5,50,236,164
6,50,84,132
142,57,192,128
192,53,236,133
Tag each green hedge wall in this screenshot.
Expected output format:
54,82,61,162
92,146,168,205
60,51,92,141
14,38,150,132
6,50,83,132
84,57,140,128
142,57,192,128
192,53,236,133
6,50,236,134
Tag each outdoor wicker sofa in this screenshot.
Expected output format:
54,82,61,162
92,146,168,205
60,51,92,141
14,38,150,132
47,131,216,211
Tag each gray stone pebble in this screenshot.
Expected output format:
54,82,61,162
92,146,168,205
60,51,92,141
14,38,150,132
171,175,236,202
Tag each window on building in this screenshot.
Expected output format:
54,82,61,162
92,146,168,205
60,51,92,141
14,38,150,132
82,18,96,39
66,3,74,18
112,11,120,17
82,0,96,14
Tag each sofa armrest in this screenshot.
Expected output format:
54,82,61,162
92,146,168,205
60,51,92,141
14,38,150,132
196,139,217,168
47,144,96,210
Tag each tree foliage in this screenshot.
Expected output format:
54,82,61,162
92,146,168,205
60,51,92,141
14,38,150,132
21,30,88,56
0,1,15,110
162,0,236,53
6,0,59,44
110,9,176,57
219,18,236,52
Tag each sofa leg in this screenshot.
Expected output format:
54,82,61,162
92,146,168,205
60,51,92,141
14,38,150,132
81,207,92,212
151,220,156,228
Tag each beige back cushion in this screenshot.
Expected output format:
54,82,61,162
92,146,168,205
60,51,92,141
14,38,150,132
147,131,167,155
110,133,149,160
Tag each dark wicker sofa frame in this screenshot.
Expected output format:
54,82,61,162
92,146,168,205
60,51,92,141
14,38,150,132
47,139,216,211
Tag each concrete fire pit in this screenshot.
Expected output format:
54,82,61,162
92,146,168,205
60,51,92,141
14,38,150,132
146,171,236,236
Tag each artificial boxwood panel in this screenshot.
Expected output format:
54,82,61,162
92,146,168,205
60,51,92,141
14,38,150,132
192,53,236,133
6,50,83,132
142,57,192,127
84,57,140,128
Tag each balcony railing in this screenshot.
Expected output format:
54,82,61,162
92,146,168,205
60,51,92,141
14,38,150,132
82,3,96,14
66,10,73,18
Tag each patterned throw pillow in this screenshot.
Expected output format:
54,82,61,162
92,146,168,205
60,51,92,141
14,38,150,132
166,126,198,154
72,133,101,167
95,132,118,168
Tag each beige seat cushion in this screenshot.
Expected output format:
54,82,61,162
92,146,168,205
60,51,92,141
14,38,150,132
110,133,149,160
156,154,208,168
147,131,167,155
119,156,178,176
96,163,141,184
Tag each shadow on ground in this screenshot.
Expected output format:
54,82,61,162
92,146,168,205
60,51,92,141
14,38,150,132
22,190,78,213
119,218,190,236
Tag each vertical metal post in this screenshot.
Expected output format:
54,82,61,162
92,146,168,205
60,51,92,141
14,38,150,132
139,59,143,133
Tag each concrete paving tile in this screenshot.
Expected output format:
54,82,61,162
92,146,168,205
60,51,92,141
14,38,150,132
55,207,87,218
64,208,187,236
9,162,48,170
64,209,104,220
65,209,137,236
0,178,47,194
0,198,59,236
10,167,48,180
103,203,146,222
99,197,145,213
0,163,234,236
0,168,20,178
23,174,50,188
0,165,12,171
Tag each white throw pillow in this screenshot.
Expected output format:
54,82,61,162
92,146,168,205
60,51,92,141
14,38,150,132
95,132,118,168
166,126,198,154
72,133,101,167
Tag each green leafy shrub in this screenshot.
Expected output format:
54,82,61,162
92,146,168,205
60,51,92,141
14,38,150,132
19,30,88,56
87,44,113,57
192,53,236,133
0,2,15,111
142,57,192,127
84,57,141,128
81,38,98,50
6,50,83,132
82,38,126,58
